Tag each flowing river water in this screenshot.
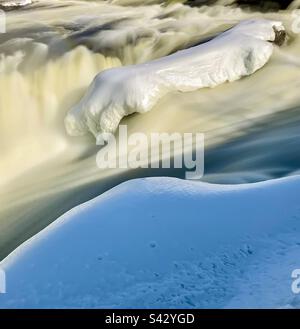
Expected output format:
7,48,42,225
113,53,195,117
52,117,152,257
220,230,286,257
0,0,300,260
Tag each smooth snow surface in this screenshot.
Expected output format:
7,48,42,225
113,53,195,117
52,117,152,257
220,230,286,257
0,176,300,308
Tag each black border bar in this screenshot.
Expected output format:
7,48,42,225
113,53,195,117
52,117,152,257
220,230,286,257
0,309,299,325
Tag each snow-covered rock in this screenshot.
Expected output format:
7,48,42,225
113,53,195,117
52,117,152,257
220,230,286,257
0,175,300,308
65,19,285,143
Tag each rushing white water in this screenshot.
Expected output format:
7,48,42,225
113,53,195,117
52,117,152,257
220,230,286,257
0,0,31,8
0,0,300,260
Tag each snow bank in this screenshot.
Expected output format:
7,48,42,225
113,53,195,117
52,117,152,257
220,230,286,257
0,175,300,308
65,19,285,142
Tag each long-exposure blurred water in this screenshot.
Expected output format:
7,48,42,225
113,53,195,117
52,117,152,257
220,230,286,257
0,0,300,259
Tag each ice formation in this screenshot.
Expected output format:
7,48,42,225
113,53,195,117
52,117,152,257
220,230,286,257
65,19,285,143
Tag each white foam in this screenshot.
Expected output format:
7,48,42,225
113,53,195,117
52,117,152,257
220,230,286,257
65,19,285,142
0,0,32,7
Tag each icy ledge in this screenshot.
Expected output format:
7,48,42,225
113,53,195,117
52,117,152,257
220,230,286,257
65,19,285,142
0,175,300,308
